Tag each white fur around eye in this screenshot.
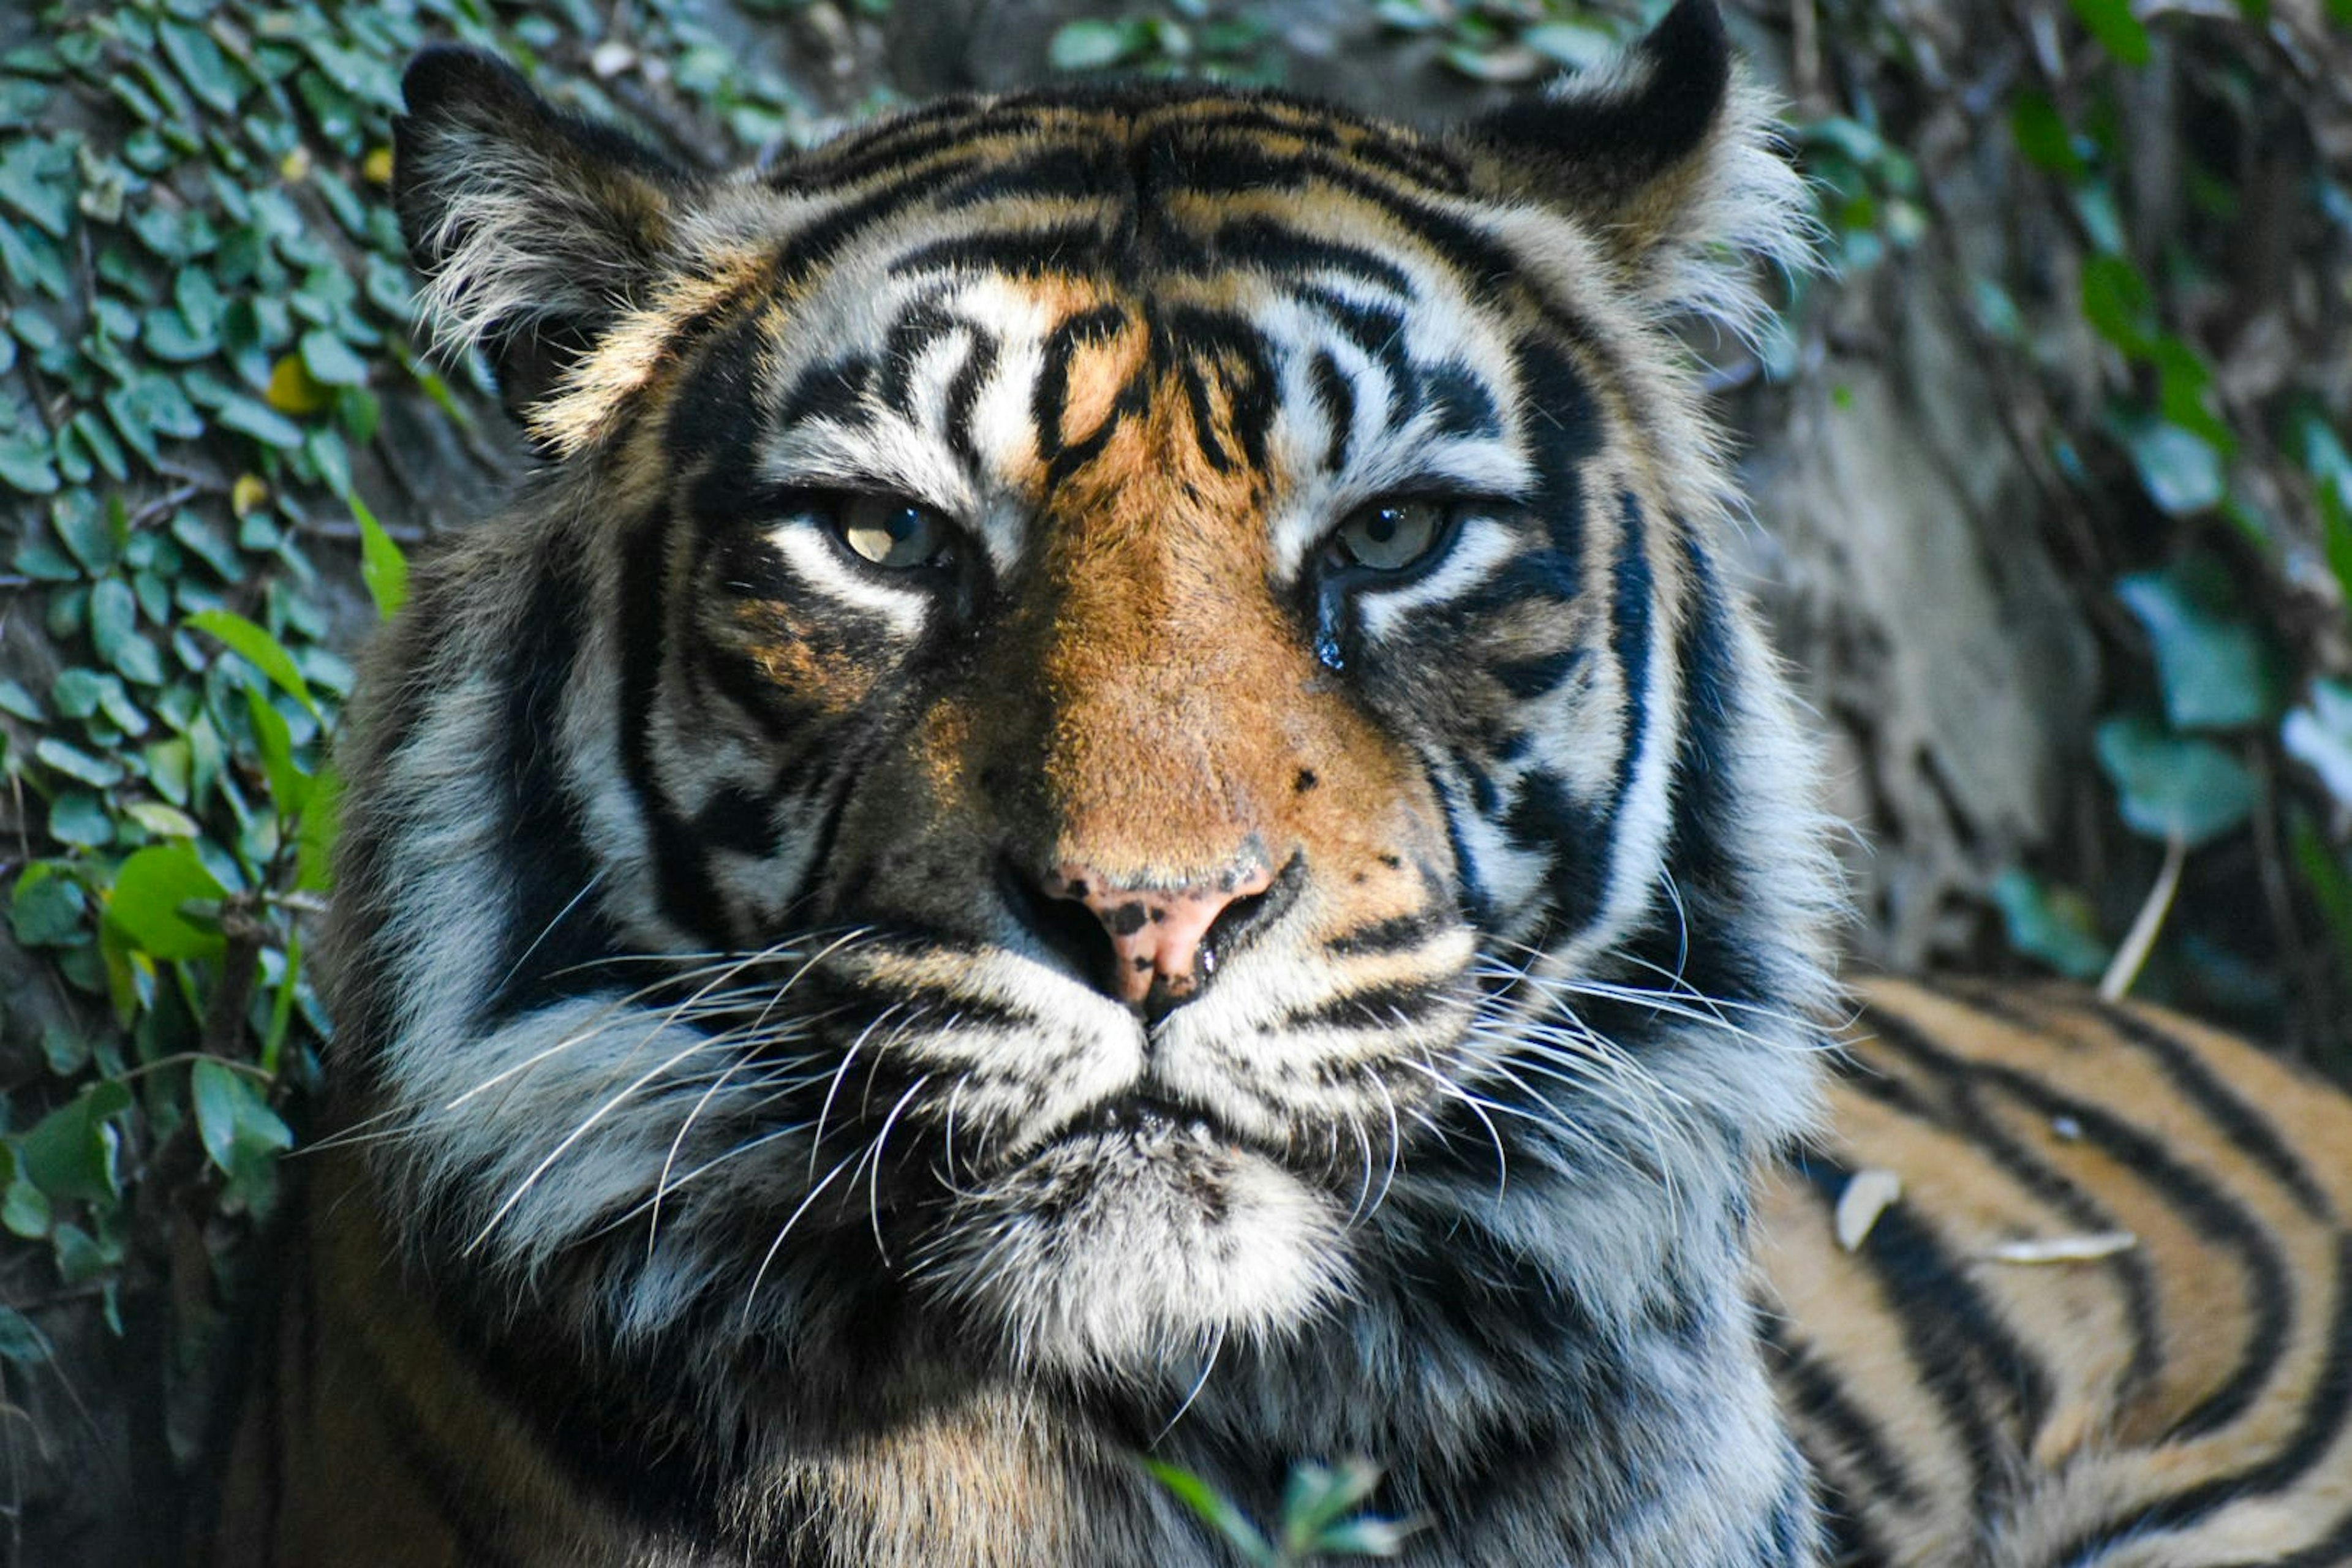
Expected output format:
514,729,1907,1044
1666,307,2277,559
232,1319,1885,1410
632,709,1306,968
764,517,930,638
1354,513,1515,642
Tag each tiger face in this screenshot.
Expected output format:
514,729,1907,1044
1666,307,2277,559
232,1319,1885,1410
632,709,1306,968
351,0,1833,1457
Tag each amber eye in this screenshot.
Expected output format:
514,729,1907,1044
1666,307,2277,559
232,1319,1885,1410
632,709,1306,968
837,494,952,570
1335,499,1449,572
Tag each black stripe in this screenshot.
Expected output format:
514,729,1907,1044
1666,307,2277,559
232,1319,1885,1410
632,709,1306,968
1855,1006,2166,1399
1327,909,1450,957
1159,303,1278,475
1759,1319,1929,1515
942,330,1000,474
2054,1235,2352,1566
2100,1003,2335,1219
1284,982,1457,1031
873,298,965,415
484,552,625,1024
616,514,728,946
1032,301,1132,465
1208,215,1416,296
1307,348,1354,472
886,221,1113,281
1871,1026,2294,1445
1792,1150,2045,1515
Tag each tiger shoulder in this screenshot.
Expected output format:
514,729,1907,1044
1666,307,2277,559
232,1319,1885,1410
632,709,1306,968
206,3,2352,1566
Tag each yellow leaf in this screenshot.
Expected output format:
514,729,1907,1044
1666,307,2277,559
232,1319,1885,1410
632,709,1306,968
265,353,331,416
361,146,394,185
279,146,312,183
230,473,268,517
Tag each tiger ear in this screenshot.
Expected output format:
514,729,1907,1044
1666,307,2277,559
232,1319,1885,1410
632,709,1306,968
1452,0,1812,339
392,45,692,422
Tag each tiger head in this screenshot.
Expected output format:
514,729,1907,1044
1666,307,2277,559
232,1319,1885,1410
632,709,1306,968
347,0,1834,1435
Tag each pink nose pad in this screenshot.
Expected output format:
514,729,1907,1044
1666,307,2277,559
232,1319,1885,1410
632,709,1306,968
1046,862,1277,1006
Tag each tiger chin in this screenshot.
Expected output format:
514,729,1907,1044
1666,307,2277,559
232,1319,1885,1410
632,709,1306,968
204,1,2352,1564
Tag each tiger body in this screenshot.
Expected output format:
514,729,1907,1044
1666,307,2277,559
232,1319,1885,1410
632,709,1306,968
213,4,2352,1564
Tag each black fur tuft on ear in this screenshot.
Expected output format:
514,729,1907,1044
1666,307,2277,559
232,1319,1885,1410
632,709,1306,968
392,45,692,423
1451,0,1812,339
1466,0,1730,209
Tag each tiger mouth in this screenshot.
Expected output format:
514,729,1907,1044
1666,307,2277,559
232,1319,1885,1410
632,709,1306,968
1031,1090,1291,1167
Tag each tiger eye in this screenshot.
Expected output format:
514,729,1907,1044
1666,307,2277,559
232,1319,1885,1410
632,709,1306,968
1336,499,1448,571
839,494,949,570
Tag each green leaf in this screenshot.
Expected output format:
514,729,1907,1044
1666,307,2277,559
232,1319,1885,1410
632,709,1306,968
192,1060,290,1179
295,763,340,892
2008,92,2085,179
35,736,125,788
352,492,407,617
0,137,74,238
1278,1460,1387,1557
2114,566,2272,730
243,685,310,816
47,791,114,849
2283,679,2352,808
1143,1461,1276,1568
1049,20,1140,72
2121,419,2224,518
106,842,227,960
14,1080,132,1205
88,577,141,673
2,1180,53,1240
298,327,368,387
186,609,318,716
217,393,306,448
2320,482,2352,628
1990,869,2111,980
9,863,87,946
2079,255,2152,357
0,431,59,493
0,1305,48,1364
2070,0,2152,65
158,20,243,115
2095,715,2257,848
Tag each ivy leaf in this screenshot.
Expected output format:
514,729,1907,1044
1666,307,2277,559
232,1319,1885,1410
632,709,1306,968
191,1060,291,1178
1144,1461,1276,1568
0,1306,47,1365
106,842,227,960
14,1080,133,1206
1991,869,2112,980
1049,20,1142,72
2121,419,2223,518
297,327,367,387
9,863,86,946
2070,0,2152,65
2008,92,2086,179
157,20,243,116
2079,255,2152,356
351,491,407,617
2283,680,2352,809
186,609,318,717
0,137,75,238
2114,566,2272,730
2095,716,2256,848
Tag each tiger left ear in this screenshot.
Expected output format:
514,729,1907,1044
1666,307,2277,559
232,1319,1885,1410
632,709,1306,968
1451,0,1811,337
392,46,694,426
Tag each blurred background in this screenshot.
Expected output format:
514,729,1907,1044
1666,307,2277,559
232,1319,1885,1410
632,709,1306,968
0,0,2346,1559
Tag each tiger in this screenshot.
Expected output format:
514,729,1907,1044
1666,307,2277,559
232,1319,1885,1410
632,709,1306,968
205,2,2352,1564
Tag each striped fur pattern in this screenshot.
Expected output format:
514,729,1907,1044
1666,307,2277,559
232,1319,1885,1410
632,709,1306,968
1762,979,2352,1568
219,2,2352,1564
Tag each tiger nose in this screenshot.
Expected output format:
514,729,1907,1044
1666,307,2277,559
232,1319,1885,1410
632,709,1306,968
1043,861,1278,1008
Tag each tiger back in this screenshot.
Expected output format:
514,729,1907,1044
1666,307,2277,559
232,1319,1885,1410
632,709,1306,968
209,4,2352,1565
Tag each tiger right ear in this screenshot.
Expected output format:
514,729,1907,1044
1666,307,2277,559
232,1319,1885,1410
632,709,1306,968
1452,0,1812,339
393,46,693,424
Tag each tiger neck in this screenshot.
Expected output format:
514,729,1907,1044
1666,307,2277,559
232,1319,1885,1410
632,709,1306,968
313,1148,1814,1566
